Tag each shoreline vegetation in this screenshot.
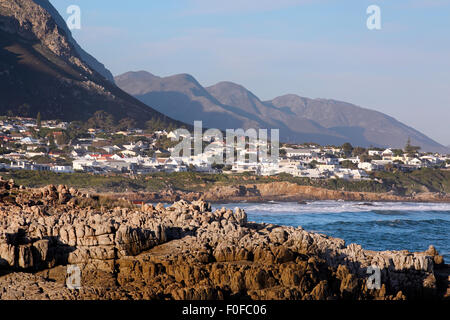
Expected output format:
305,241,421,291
2,169,449,203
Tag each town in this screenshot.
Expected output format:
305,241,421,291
1,114,449,181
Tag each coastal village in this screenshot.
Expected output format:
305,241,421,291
1,116,449,181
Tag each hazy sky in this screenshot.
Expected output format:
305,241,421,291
50,0,450,146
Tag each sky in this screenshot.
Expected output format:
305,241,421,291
50,0,450,146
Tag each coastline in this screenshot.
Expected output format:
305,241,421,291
99,181,450,204
0,180,448,300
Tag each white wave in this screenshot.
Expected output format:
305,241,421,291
215,201,450,215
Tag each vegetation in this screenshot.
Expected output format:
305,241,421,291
404,137,421,156
340,160,358,169
342,142,353,156
3,168,448,196
372,168,450,195
36,112,41,129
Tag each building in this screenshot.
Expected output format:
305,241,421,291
382,148,394,159
368,150,383,156
358,162,382,172
285,148,315,158
50,165,74,173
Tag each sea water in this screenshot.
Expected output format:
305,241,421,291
214,201,450,262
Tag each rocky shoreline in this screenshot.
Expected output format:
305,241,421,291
102,182,450,204
0,178,448,300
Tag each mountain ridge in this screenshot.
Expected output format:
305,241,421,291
116,71,448,153
0,0,182,128
31,0,114,82
115,71,348,145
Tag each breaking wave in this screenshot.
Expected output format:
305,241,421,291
214,201,450,261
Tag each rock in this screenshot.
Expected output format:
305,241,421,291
310,281,329,300
0,183,446,300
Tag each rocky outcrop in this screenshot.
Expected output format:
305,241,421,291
203,182,450,203
104,182,450,204
0,0,92,75
0,178,447,300
31,0,115,81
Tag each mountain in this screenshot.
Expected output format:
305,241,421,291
114,71,258,130
0,0,181,128
116,71,448,152
115,72,351,145
31,0,114,82
265,95,447,153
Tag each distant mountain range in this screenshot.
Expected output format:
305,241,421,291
0,0,446,153
115,71,448,153
0,0,181,128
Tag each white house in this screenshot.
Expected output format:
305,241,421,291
20,137,40,145
346,157,361,164
317,164,338,172
120,150,137,157
407,158,423,167
420,155,440,164
295,168,324,179
382,148,394,159
73,159,98,171
368,150,383,156
285,148,315,158
232,161,259,174
351,169,370,180
51,165,74,173
358,162,381,172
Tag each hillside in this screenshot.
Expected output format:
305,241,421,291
0,0,182,128
115,72,354,145
266,95,445,153
116,71,448,152
31,0,114,82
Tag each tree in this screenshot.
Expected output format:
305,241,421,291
352,147,366,157
18,103,31,117
55,132,70,145
393,149,404,157
309,160,319,169
47,134,56,149
342,143,353,156
384,163,394,172
0,147,11,155
212,163,224,170
87,111,115,130
116,118,137,131
404,138,421,156
340,160,357,169
36,112,42,129
371,155,382,160
35,146,48,153
359,154,371,163
32,155,53,164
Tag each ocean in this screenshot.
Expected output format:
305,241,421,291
214,201,450,262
